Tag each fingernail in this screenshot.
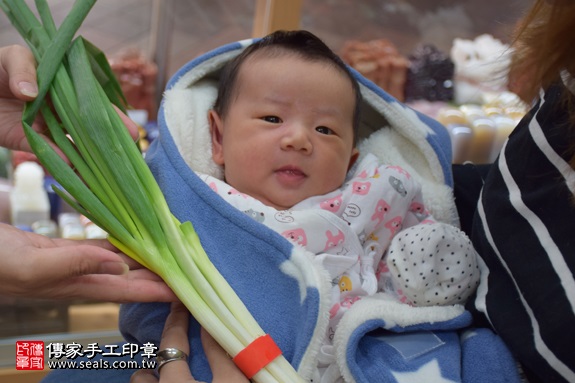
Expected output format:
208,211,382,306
98,261,129,275
18,81,38,97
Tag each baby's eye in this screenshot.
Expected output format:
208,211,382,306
316,126,334,135
262,116,282,123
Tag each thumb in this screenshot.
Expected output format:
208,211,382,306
130,369,158,383
201,329,249,382
1,45,38,100
115,105,140,141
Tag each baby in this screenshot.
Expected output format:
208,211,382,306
201,30,480,380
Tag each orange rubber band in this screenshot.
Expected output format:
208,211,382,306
232,334,282,379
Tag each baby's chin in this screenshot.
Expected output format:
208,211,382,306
258,193,308,211
262,186,342,211
260,199,297,212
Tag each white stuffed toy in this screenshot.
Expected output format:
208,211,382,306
450,34,512,105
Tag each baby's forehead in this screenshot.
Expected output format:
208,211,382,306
240,49,309,69
243,46,326,65
240,49,353,83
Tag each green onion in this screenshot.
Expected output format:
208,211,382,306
0,1,304,381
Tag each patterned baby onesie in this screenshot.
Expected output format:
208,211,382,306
199,153,479,310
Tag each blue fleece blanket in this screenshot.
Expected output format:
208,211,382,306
41,38,521,383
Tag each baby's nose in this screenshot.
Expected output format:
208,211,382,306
281,124,313,153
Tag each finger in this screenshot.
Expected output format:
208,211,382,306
201,328,249,382
117,253,152,271
13,245,129,296
123,267,165,282
160,302,190,351
54,271,177,302
0,45,38,100
47,244,130,277
51,236,116,250
158,302,194,382
130,369,158,383
43,237,151,274
23,235,178,302
114,105,140,141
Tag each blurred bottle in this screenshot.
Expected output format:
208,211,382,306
468,117,497,164
437,107,473,164
10,161,50,227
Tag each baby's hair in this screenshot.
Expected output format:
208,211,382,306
213,30,362,145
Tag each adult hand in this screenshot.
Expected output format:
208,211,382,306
0,44,138,154
0,223,176,302
130,302,249,383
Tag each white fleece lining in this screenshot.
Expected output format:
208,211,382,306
164,80,223,179
333,294,465,383
356,86,458,226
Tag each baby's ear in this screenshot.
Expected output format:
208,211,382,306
208,110,225,165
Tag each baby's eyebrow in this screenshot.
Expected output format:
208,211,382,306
262,95,291,107
312,105,342,118
262,96,342,118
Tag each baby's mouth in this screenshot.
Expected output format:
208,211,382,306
276,166,306,177
274,166,308,186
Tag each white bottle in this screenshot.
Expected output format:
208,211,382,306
10,161,51,228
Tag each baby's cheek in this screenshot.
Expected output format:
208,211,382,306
318,175,345,196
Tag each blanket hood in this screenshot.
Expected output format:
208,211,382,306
123,38,462,382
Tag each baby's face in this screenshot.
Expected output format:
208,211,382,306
210,54,358,210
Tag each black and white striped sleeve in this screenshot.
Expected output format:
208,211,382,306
471,81,575,383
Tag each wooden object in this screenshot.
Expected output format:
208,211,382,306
252,0,303,37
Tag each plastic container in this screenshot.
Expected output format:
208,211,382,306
459,104,486,123
79,215,108,239
58,213,86,240
437,107,467,126
469,117,497,164
10,162,50,227
446,124,473,164
489,116,517,162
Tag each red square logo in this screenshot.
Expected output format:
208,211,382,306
16,341,44,370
